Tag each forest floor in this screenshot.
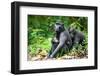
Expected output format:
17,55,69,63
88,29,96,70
28,50,88,61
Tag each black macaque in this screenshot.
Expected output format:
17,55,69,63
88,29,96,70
68,27,85,46
47,22,72,58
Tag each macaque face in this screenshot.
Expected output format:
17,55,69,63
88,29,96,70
68,27,75,38
54,22,64,32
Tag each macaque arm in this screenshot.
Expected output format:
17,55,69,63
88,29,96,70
50,34,66,58
50,42,64,58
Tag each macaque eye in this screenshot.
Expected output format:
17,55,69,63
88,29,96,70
59,26,62,29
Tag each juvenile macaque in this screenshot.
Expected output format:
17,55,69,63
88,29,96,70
68,27,85,46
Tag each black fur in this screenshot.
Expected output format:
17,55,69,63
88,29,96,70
68,27,85,46
47,22,72,58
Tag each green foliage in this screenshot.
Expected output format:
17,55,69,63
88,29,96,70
28,15,88,59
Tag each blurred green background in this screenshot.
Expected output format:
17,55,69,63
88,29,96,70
28,15,88,60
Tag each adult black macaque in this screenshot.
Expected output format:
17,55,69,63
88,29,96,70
68,27,85,46
47,22,72,58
